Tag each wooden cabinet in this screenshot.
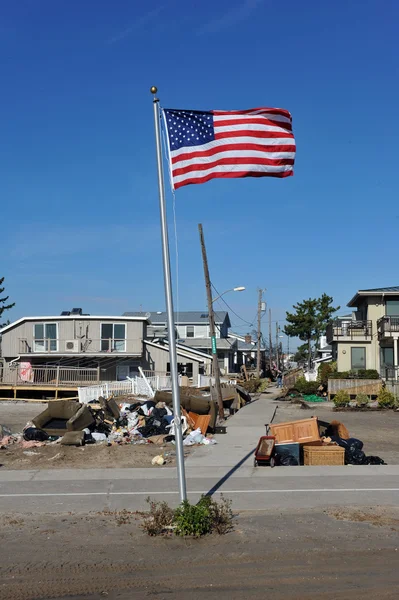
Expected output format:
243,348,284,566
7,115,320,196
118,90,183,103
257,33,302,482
269,416,320,444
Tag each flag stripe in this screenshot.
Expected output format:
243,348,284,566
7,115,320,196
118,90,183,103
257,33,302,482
170,137,295,159
171,143,296,164
213,114,292,127
174,166,294,189
213,107,292,119
215,129,294,140
172,150,296,171
173,157,295,178
215,123,292,135
163,106,295,189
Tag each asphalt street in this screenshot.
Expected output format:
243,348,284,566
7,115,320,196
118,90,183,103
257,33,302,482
0,464,398,512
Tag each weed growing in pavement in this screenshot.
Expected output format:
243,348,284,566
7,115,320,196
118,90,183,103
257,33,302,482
140,494,234,537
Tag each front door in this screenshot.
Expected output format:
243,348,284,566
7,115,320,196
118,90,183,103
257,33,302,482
381,347,394,378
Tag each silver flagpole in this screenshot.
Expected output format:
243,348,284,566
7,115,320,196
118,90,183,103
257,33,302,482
151,86,187,503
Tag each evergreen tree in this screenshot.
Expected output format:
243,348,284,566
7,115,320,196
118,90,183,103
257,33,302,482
284,294,339,371
0,277,15,328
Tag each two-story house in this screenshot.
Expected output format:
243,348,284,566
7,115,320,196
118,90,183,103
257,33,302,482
124,311,238,374
327,286,399,379
0,309,149,384
0,308,213,396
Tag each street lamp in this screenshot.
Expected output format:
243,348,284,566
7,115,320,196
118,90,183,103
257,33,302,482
209,286,246,419
211,286,245,304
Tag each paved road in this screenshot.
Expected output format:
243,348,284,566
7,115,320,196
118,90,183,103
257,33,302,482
1,464,398,512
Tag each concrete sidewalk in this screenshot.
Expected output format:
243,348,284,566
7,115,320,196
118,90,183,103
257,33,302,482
186,385,281,469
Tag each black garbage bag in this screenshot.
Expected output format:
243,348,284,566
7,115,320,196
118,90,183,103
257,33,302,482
277,451,299,466
23,427,49,442
115,416,128,428
138,415,169,438
365,456,386,465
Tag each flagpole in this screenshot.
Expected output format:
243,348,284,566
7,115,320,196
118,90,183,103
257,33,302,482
151,86,187,503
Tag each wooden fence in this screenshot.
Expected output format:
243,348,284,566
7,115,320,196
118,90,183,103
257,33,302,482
327,378,382,400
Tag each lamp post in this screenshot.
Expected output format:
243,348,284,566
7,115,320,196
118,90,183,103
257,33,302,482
209,286,245,420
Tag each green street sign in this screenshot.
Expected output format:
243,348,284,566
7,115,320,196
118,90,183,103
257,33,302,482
211,335,217,355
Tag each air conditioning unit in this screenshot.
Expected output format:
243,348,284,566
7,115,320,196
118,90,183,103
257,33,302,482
65,340,79,352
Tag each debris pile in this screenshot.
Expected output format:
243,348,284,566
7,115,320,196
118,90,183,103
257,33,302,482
254,415,386,467
0,396,218,458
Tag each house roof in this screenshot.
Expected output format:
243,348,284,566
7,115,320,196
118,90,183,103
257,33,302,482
348,287,399,307
176,337,237,351
144,340,212,363
317,343,332,354
0,315,149,335
123,311,230,326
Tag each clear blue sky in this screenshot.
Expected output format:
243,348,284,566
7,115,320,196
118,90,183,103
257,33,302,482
1,0,398,345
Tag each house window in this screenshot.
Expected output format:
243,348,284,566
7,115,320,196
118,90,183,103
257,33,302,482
386,300,399,316
101,323,126,352
34,323,58,352
351,347,366,370
186,325,194,338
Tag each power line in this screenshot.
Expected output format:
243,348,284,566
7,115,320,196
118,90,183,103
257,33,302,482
210,283,254,327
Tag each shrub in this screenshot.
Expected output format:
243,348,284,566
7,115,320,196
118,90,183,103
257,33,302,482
377,388,396,408
357,369,380,379
329,370,380,380
333,389,350,407
141,498,175,536
174,498,212,537
295,376,319,395
318,363,333,386
141,495,234,537
355,392,369,407
241,378,268,393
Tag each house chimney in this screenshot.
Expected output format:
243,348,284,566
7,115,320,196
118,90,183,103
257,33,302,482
245,335,252,344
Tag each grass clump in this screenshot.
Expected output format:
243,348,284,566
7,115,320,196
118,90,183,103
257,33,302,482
141,494,233,537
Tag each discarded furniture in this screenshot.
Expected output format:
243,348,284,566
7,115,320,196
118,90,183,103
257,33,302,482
61,431,85,446
269,416,320,445
154,389,218,430
32,401,94,436
303,444,345,465
275,442,301,465
254,436,276,467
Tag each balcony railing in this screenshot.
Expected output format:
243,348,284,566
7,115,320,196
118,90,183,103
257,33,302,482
0,365,100,386
19,338,134,354
326,319,372,343
380,365,397,380
377,316,399,337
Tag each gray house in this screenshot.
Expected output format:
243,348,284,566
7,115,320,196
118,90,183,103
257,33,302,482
0,309,149,383
0,308,213,395
124,310,236,374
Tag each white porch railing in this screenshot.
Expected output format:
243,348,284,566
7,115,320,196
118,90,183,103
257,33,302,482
0,364,99,386
77,372,177,404
197,374,216,387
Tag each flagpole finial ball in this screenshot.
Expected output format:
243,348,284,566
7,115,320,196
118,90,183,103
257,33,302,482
150,86,158,94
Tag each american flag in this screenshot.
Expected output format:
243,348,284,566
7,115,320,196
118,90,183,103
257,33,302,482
163,107,295,190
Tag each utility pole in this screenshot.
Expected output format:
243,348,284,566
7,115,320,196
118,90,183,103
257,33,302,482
268,308,273,372
276,323,280,371
257,289,263,378
198,224,224,420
